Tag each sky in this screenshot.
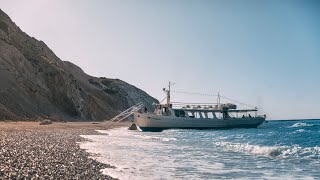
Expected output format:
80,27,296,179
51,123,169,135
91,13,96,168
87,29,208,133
1,0,320,119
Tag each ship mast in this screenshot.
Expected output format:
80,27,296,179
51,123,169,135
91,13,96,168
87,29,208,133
217,92,221,107
164,81,174,108
167,81,171,108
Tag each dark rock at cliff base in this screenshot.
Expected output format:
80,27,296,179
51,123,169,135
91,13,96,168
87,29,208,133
0,9,158,121
128,123,138,130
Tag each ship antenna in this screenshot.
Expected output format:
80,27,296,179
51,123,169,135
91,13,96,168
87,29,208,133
217,92,221,107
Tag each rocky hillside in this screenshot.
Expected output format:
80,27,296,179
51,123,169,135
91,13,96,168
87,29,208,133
0,9,158,121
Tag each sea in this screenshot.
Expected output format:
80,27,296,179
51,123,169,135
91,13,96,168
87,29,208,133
80,120,320,180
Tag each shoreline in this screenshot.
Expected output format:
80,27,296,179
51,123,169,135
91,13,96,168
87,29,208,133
0,121,130,179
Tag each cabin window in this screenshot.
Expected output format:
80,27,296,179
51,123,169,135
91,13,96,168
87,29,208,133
194,112,201,118
211,112,217,119
201,112,208,118
174,110,179,117
180,110,186,117
174,110,186,117
187,111,194,118
215,112,222,119
162,107,170,116
207,112,213,118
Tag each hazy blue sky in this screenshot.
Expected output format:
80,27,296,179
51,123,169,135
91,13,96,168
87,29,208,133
1,0,320,119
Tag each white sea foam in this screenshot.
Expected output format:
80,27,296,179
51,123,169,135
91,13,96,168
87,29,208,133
80,128,211,180
290,122,313,128
80,128,267,179
131,134,177,142
79,127,320,179
296,129,306,132
96,128,177,142
214,141,320,159
293,129,310,134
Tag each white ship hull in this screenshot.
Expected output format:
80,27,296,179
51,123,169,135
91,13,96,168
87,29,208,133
134,112,265,131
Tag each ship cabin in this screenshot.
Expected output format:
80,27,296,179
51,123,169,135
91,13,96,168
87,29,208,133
153,103,264,120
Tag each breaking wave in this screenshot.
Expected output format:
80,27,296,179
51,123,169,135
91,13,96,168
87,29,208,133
289,122,313,128
292,129,311,134
214,141,320,159
296,129,305,132
96,128,177,142
81,120,320,179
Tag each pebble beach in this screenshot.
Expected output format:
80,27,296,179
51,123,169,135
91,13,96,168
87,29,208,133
0,121,127,179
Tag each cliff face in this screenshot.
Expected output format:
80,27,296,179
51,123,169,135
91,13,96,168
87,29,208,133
0,9,158,121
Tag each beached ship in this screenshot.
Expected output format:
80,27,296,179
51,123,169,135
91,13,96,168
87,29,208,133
133,82,266,131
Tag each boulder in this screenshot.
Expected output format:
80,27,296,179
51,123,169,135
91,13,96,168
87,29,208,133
128,123,138,130
40,119,52,125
